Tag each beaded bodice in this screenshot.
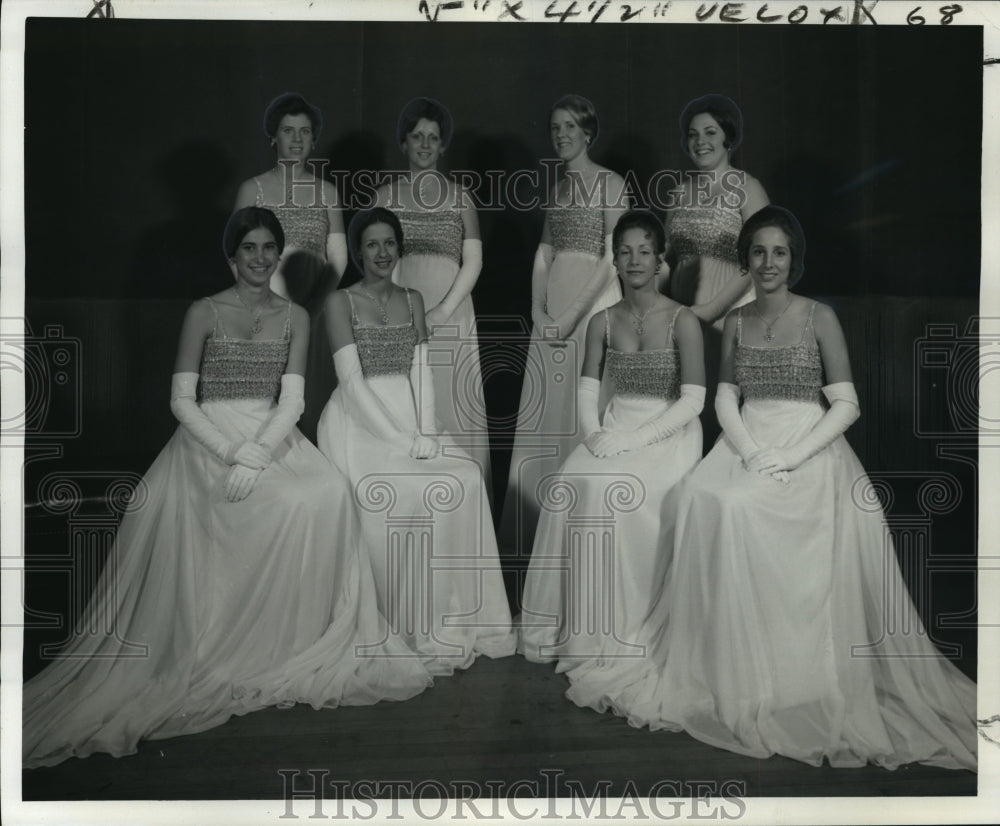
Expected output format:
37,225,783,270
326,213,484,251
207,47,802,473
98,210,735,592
255,177,329,258
348,289,418,378
604,306,682,400
199,298,290,402
667,203,741,264
734,303,823,403
549,205,604,258
397,208,464,264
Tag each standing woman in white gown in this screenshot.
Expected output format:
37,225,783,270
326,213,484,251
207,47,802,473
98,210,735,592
573,206,977,771
234,92,348,301
375,97,491,491
317,207,515,676
662,95,769,448
662,94,769,329
499,94,629,555
520,210,704,677
22,207,431,769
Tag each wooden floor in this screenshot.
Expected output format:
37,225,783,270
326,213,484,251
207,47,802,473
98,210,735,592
21,654,976,802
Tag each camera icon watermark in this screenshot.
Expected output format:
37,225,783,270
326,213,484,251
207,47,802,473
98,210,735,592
486,315,581,440
0,322,82,438
913,317,999,440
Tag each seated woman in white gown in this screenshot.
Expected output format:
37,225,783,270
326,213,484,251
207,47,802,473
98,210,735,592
520,209,704,674
569,205,977,771
317,207,515,676
22,207,432,770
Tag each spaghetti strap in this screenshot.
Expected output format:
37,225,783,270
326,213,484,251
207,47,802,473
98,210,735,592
667,304,684,347
603,308,611,346
253,177,264,208
204,297,226,339
799,301,818,345
404,287,414,323
282,300,293,341
345,291,359,327
736,306,743,345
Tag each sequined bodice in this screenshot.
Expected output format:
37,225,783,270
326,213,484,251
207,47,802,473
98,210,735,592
604,306,683,399
198,296,291,402
354,325,418,377
397,208,463,264
549,205,604,258
348,289,418,378
255,177,329,258
735,305,823,403
274,207,329,258
668,204,741,263
199,339,288,402
607,349,681,400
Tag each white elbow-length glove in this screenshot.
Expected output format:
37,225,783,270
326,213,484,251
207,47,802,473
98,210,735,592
333,344,411,450
254,374,306,456
530,243,555,334
577,375,602,440
408,341,440,459
746,382,860,474
587,385,705,458
226,375,305,501
170,372,266,467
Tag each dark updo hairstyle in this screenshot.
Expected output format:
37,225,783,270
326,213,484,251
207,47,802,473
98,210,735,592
612,209,666,257
679,94,743,157
737,205,806,287
347,207,405,273
397,97,454,150
263,92,324,142
223,206,285,259
550,94,600,147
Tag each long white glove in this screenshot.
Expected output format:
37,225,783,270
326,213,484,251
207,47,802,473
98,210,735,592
587,385,705,458
170,372,256,465
746,383,860,474
439,239,483,319
577,375,601,438
552,233,614,338
715,382,760,463
224,464,261,502
333,344,411,450
629,384,705,446
326,232,348,281
530,243,555,332
254,374,306,457
408,341,440,459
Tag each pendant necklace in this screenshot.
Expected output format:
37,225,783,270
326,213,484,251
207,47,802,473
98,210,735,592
232,286,268,337
753,296,793,342
626,302,655,338
357,286,392,324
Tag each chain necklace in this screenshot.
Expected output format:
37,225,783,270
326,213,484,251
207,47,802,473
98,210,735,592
232,286,269,337
752,296,794,342
624,301,658,338
356,286,392,324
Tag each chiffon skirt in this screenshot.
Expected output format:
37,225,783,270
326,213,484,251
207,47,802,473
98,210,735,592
396,252,492,494
519,395,702,670
23,399,433,769
568,398,977,771
318,376,515,676
499,251,622,554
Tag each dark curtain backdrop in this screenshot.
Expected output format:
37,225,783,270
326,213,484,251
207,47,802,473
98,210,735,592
22,19,980,662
